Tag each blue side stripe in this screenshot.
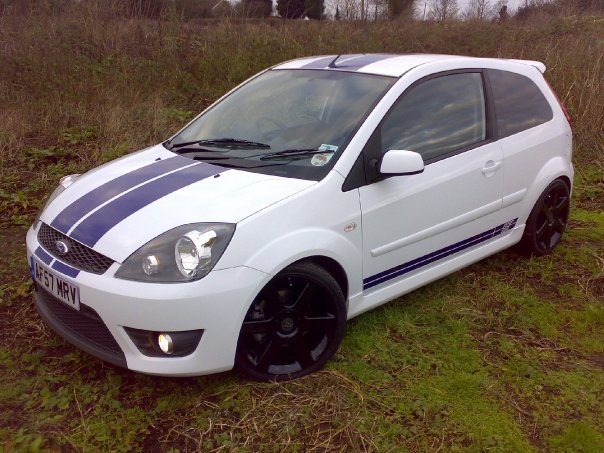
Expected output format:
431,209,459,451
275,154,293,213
364,219,517,290
70,162,223,247
34,246,53,265
52,260,80,278
50,155,192,234
366,230,495,287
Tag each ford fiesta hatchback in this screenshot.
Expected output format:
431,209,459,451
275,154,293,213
27,54,573,380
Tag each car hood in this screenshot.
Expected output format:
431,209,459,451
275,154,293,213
41,145,315,262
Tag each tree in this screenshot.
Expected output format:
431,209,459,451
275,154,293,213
327,0,400,20
427,0,459,20
328,0,362,19
497,2,508,21
277,0,305,17
463,0,491,20
305,0,325,19
387,0,415,18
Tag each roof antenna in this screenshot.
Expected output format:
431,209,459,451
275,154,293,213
328,55,341,68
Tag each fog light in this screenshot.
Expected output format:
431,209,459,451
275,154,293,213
157,333,173,354
142,255,159,275
124,327,204,357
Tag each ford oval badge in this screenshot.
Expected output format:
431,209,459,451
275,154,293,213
55,240,70,255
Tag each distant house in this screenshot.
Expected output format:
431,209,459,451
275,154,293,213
212,0,235,17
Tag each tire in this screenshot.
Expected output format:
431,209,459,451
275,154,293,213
518,179,570,256
235,261,346,381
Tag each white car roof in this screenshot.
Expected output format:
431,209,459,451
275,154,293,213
272,54,546,78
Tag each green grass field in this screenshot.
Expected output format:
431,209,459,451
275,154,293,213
0,6,602,451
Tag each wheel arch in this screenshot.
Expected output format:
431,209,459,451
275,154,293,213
229,227,361,359
234,258,349,380
520,156,573,225
289,255,349,303
557,174,572,192
518,176,571,256
224,224,363,308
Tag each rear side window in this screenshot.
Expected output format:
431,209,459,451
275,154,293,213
380,72,486,163
489,69,553,138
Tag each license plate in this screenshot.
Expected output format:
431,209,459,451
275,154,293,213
33,258,80,311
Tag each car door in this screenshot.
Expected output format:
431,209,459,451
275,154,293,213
358,71,505,291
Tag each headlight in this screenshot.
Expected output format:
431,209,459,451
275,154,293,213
34,174,80,228
115,223,235,283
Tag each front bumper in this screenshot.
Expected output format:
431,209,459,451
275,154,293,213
26,225,270,377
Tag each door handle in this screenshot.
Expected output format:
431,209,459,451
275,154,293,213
481,161,502,174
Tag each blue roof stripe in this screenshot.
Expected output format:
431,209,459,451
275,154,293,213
363,219,517,290
334,54,397,70
298,54,397,72
299,56,338,69
52,260,80,278
69,162,224,247
50,155,192,234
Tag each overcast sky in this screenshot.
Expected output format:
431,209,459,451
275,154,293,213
413,0,526,17
455,0,524,14
321,0,528,19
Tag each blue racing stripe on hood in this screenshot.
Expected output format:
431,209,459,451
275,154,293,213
69,162,224,247
50,155,192,234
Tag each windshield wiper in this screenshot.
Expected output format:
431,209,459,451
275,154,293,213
167,138,271,150
192,155,289,169
259,149,329,160
189,154,230,160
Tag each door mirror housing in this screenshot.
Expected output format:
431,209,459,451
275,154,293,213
379,150,425,176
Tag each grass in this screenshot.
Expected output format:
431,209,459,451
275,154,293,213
0,5,603,452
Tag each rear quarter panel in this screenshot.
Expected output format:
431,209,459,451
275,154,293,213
497,66,573,231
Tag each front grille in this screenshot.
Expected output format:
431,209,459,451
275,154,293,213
38,223,114,274
35,287,125,365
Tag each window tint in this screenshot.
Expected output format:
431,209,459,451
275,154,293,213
489,69,553,138
381,73,486,162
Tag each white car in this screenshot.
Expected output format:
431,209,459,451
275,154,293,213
27,54,573,380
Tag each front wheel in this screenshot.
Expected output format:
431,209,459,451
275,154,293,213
235,262,346,381
518,179,570,256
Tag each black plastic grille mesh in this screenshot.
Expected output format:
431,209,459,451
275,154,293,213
36,288,123,357
38,223,114,274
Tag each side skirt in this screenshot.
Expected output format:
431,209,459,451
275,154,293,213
347,224,524,319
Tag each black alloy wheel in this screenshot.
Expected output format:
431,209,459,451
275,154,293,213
235,262,346,381
519,179,570,256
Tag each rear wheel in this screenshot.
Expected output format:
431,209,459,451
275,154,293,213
235,262,346,381
518,179,570,256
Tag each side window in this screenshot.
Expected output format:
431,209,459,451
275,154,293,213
381,72,486,163
489,69,553,138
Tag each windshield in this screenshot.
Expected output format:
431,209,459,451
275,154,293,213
167,69,395,180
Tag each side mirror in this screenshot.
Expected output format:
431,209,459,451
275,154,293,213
379,150,424,176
